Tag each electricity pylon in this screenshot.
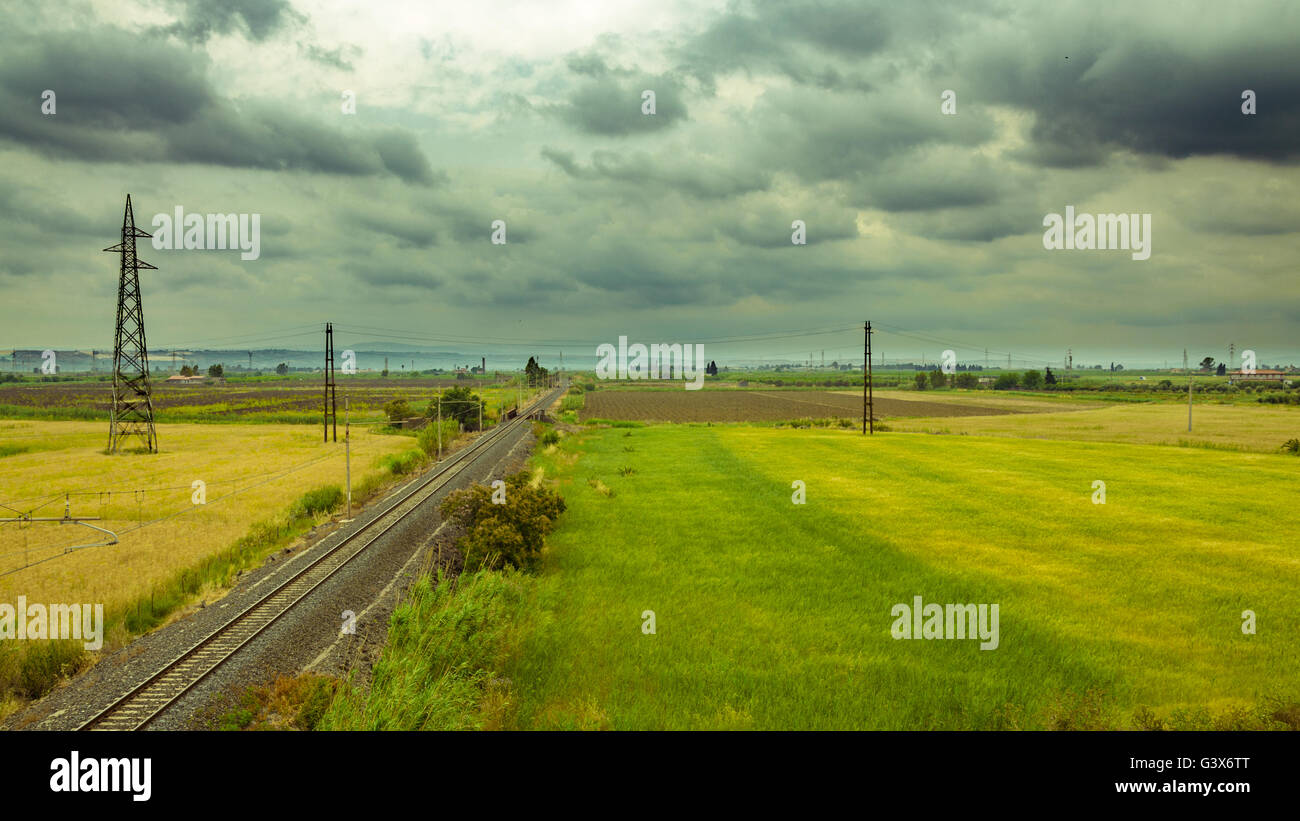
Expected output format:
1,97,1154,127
104,194,158,454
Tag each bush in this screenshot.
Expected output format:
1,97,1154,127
1022,370,1043,389
954,372,978,389
379,449,425,476
993,373,1019,390
1283,438,1300,455
913,372,928,390
384,398,412,422
438,471,566,571
291,485,344,519
928,370,947,389
418,418,459,456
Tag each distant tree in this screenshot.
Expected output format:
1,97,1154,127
208,363,224,378
955,372,978,389
1022,369,1043,389
1044,367,1056,386
429,386,485,430
1200,357,1215,372
1216,363,1226,376
384,398,411,422
180,364,195,376
275,362,289,376
914,372,928,390
994,373,1019,390
928,369,947,388
524,356,549,387
706,360,719,376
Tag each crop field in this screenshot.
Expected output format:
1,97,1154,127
507,416,1300,730
0,377,535,424
0,420,416,616
581,388,1037,422
888,401,1300,454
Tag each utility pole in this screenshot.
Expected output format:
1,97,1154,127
344,397,351,519
247,351,252,371
436,394,442,461
324,322,337,442
863,321,874,434
104,194,158,454
1186,348,1193,432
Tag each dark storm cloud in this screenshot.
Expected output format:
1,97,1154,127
0,28,440,185
966,17,1300,165
155,0,304,44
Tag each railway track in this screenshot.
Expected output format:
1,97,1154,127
78,385,563,731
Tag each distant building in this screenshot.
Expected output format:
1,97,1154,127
1228,369,1288,384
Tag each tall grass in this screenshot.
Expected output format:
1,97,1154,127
319,570,536,730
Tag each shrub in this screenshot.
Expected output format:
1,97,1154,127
291,485,344,519
1022,370,1043,389
914,372,928,390
954,372,978,389
1283,438,1300,455
378,449,425,477
928,370,947,389
438,472,566,571
418,418,459,456
993,373,1019,390
384,398,412,422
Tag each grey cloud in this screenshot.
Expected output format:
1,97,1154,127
155,0,304,44
541,147,771,199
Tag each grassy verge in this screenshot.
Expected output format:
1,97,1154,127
316,570,539,730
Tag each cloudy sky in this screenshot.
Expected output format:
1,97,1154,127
1,0,1297,367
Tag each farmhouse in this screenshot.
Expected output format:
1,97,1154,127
164,374,207,384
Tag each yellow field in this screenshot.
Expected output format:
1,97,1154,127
0,420,416,614
873,395,1298,453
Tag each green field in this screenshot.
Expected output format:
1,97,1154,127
497,421,1300,729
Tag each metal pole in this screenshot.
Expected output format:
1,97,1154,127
437,395,442,461
863,321,868,434
867,321,874,435
1188,366,1193,432
345,397,351,518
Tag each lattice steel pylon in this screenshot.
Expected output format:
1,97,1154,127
104,194,158,454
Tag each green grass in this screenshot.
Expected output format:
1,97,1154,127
319,570,535,730
505,425,1300,729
